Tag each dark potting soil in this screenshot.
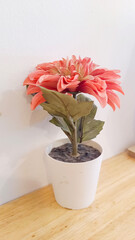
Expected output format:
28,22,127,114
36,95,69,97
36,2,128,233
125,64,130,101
49,143,101,163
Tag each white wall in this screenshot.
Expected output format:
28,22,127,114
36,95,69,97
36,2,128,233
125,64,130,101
0,0,135,205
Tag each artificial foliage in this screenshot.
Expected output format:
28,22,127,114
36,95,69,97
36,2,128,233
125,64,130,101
24,56,124,156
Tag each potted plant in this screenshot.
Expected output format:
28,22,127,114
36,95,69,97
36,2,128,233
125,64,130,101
23,56,124,209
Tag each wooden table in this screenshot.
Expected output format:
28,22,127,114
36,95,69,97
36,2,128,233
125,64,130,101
0,152,135,240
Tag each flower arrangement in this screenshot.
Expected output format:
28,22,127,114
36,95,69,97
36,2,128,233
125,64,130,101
23,56,124,157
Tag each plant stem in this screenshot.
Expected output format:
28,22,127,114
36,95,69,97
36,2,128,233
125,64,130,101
72,121,78,156
79,117,84,143
71,92,78,157
72,92,77,99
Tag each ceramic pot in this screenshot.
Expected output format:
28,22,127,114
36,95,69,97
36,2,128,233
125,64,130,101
45,138,103,209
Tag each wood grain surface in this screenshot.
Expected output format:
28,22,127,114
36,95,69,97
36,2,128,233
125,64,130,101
0,152,135,240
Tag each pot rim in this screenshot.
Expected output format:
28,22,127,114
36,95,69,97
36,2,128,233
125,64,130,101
45,138,103,165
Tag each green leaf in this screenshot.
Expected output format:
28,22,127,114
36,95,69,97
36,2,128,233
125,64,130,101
77,94,105,142
82,120,104,141
41,102,65,117
40,87,93,121
77,94,97,121
50,116,71,134
50,116,73,143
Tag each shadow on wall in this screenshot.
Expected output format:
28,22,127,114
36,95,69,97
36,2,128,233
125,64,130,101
0,145,49,205
124,48,135,146
0,87,63,205
0,87,49,130
117,47,135,145
0,86,61,141
103,47,135,157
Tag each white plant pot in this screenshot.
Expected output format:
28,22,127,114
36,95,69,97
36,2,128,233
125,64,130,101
45,138,103,210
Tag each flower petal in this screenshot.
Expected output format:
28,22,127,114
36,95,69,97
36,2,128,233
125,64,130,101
57,75,79,92
23,77,33,86
57,76,68,92
29,70,46,81
107,90,120,109
37,74,60,84
27,85,40,95
98,70,121,80
78,81,107,107
106,82,124,94
36,62,53,71
31,92,45,110
91,68,106,76
107,98,116,111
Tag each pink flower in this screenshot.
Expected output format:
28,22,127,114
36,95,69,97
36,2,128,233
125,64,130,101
23,56,124,110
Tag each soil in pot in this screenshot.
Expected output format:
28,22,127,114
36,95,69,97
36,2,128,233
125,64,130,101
49,143,101,163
